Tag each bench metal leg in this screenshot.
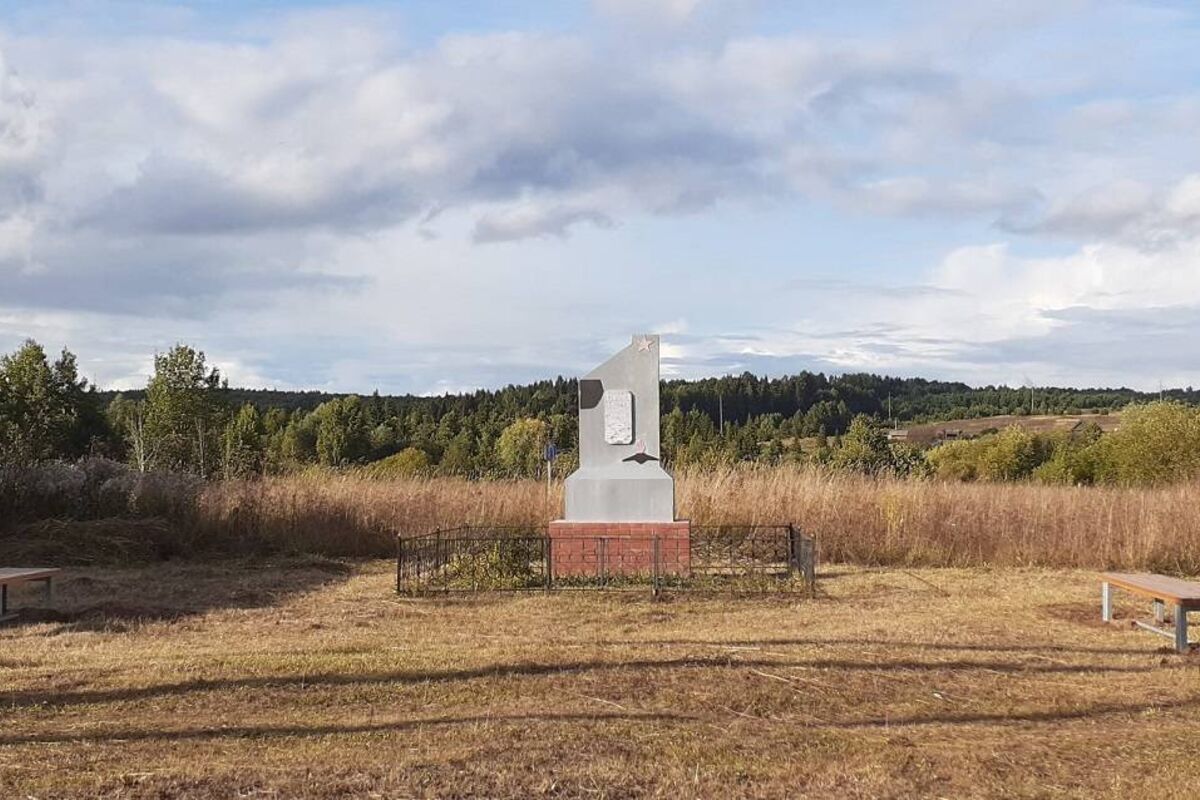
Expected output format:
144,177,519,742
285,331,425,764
1154,599,1165,623
1176,606,1190,653
42,577,53,606
1102,582,1113,622
0,584,14,623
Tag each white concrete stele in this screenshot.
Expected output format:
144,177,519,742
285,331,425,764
563,334,675,522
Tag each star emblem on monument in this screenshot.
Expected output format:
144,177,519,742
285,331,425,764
636,336,654,353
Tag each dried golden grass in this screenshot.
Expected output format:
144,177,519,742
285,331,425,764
192,467,1200,571
194,472,553,556
2,560,1198,798
676,466,1200,572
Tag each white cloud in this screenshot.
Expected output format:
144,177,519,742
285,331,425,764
676,232,1200,389
473,206,613,244
2,11,1068,254
0,49,47,217
0,210,35,272
1166,175,1200,219
0,3,1198,391
594,0,708,25
1008,173,1200,249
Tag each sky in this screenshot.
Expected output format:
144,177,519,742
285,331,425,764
1,0,1199,394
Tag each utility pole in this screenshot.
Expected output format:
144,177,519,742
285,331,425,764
719,394,724,436
888,393,893,428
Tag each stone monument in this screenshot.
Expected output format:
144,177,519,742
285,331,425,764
549,334,691,575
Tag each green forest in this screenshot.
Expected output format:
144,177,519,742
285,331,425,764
2,338,1198,484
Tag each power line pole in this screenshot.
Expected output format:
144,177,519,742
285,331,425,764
719,394,724,435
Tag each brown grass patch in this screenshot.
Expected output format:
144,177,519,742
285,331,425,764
901,412,1122,444
1,562,1198,798
185,468,1200,571
7,465,1200,571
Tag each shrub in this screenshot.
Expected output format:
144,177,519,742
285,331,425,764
831,415,892,474
976,426,1044,481
0,458,203,522
1086,402,1200,486
926,439,980,481
888,443,932,478
927,426,1052,482
365,447,431,479
443,540,543,589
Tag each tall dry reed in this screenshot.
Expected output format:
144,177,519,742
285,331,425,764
191,466,1200,571
676,466,1200,572
196,473,556,556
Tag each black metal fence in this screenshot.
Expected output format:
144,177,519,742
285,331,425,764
396,524,816,597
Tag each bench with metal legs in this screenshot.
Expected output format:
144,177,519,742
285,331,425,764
0,568,60,622
1102,572,1197,653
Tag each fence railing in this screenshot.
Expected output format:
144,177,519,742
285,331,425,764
396,524,816,597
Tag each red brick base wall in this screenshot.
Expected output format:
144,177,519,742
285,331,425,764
548,521,691,577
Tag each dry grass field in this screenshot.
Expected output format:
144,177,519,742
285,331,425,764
898,413,1122,445
2,559,1199,798
177,468,1200,571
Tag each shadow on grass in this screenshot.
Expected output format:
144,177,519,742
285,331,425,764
0,711,693,746
1,557,358,634
574,636,1148,656
824,693,1200,729
0,654,1162,710
5,694,1200,746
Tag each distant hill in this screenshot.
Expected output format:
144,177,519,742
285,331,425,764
96,387,344,413
94,371,1196,429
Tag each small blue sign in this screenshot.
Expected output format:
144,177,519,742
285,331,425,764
544,443,558,462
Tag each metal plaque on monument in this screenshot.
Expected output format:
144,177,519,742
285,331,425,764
550,334,691,576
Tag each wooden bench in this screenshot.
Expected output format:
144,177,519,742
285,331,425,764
0,568,61,622
1102,572,1200,652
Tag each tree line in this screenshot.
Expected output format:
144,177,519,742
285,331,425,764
1,338,1193,482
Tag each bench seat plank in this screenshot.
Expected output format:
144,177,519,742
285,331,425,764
0,568,60,584
1102,572,1200,608
1,567,61,622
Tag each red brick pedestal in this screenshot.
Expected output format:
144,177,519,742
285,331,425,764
548,520,691,578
